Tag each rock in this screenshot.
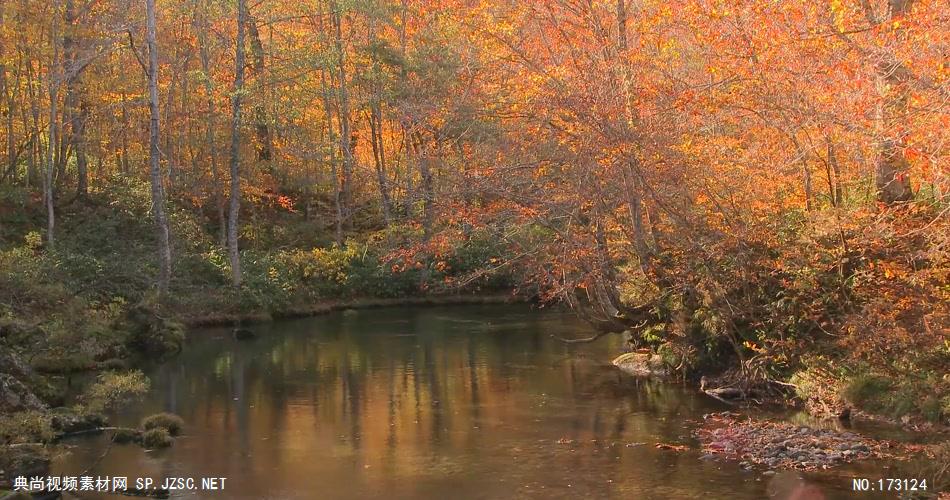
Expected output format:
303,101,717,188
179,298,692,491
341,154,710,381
700,453,717,461
0,444,49,489
97,358,129,371
0,349,34,380
708,440,735,452
121,487,170,499
51,410,108,434
0,373,46,413
232,328,256,340
611,352,669,378
762,470,776,476
112,428,143,444
850,444,869,453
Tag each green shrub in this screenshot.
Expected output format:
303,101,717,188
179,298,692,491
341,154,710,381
920,397,944,423
232,253,290,310
843,375,892,406
141,413,183,436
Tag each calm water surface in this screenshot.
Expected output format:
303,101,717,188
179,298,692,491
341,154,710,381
54,305,916,499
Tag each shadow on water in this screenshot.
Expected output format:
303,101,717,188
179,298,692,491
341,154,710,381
53,304,922,499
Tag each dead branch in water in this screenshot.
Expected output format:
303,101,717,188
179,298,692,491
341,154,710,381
550,331,612,344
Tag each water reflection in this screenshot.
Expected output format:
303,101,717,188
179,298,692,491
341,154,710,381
53,305,902,499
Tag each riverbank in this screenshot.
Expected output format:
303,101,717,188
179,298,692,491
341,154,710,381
178,293,525,327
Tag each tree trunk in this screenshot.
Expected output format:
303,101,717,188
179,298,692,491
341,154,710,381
826,137,843,207
227,0,248,286
331,1,353,232
63,0,88,198
120,89,130,174
803,159,813,211
320,71,343,246
45,84,58,249
369,102,392,226
197,2,227,247
44,1,61,249
146,0,173,292
874,0,914,204
413,133,435,241
367,16,392,225
72,99,88,197
162,49,178,188
26,53,40,188
0,3,14,184
316,2,342,245
0,66,13,184
244,5,272,164
615,0,653,271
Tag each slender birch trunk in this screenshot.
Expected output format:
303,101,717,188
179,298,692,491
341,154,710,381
227,0,247,286
146,0,173,292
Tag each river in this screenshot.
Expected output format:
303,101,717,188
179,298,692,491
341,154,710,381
53,304,920,499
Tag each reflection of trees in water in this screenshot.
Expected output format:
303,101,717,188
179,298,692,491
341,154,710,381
144,308,709,489
52,308,868,499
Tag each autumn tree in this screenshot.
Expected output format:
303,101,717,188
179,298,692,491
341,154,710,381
227,0,247,286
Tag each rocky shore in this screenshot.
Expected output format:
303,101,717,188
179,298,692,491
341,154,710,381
694,412,926,471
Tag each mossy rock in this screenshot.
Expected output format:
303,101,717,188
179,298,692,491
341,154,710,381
111,428,142,444
50,410,107,434
232,328,255,341
0,374,46,413
96,358,129,371
0,350,34,381
141,428,173,449
30,353,97,374
612,351,671,378
123,303,185,357
141,413,183,436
